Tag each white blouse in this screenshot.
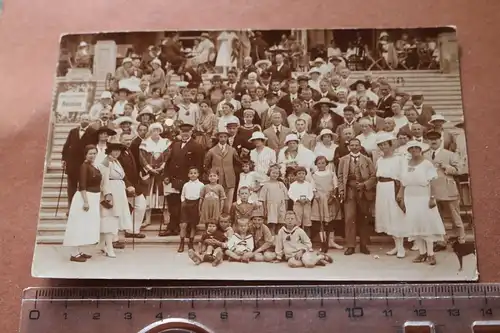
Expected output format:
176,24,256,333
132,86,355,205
250,146,277,176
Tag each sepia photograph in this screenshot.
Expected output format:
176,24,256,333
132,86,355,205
31,27,477,280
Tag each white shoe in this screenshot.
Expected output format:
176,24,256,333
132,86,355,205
386,248,398,256
101,249,116,258
330,242,344,250
396,249,406,258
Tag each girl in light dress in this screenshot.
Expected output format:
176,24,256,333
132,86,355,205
259,164,288,235
310,156,343,252
63,145,102,262
374,133,408,259
237,159,259,204
199,170,226,225
401,141,446,266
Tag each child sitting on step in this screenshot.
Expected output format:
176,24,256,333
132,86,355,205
225,218,255,263
188,220,227,266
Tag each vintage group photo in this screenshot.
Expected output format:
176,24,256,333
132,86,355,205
32,27,477,281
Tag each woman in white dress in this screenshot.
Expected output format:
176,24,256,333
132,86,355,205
99,141,134,258
249,131,276,179
313,128,338,173
63,145,103,262
374,132,407,258
400,140,446,266
215,30,239,76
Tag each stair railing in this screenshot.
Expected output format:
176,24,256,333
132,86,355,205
45,76,62,168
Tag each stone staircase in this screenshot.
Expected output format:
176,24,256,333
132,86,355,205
37,70,472,245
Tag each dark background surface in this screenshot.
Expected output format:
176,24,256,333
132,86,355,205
1,0,500,332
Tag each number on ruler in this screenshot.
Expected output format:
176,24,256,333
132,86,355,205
220,312,228,320
156,313,163,320
124,312,132,320
253,311,260,319
383,309,393,317
188,312,196,320
318,310,326,319
29,310,40,320
92,313,101,320
285,310,294,319
447,309,460,317
481,308,493,317
345,307,364,318
63,313,68,320
414,309,427,317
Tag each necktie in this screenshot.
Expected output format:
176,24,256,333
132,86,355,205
352,156,359,164
275,126,280,137
431,151,436,160
372,117,376,127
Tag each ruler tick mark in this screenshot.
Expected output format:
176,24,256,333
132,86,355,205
191,299,195,309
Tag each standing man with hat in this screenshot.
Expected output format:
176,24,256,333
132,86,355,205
423,130,466,250
89,91,113,121
163,123,205,236
428,114,456,151
61,114,97,211
337,138,376,256
118,133,147,239
409,91,435,127
205,125,243,214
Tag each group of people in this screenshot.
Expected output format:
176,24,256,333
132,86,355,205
59,48,469,269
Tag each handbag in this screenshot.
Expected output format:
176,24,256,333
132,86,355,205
100,194,113,209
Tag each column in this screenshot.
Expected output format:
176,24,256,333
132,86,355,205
92,40,118,80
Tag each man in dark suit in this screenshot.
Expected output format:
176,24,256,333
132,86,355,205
269,78,285,99
333,127,368,170
162,123,205,237
337,138,376,255
161,33,186,74
61,114,97,210
277,79,300,114
227,119,255,156
225,69,240,90
90,108,115,130
269,53,292,84
362,101,385,132
240,56,257,81
400,109,427,138
409,92,435,126
376,81,396,118
119,133,146,238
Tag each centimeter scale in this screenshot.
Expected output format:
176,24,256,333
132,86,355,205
19,284,500,333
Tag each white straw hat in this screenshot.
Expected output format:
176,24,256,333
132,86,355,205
114,116,134,126
428,114,447,125
100,91,112,99
284,133,299,145
248,131,267,142
375,132,397,145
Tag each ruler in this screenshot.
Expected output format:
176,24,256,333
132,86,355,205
19,284,500,333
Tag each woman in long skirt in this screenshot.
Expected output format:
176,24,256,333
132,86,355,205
400,140,446,266
99,141,134,258
63,145,102,262
374,132,408,258
139,123,172,226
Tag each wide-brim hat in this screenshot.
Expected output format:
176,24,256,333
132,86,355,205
313,57,326,64
308,68,321,76
255,59,272,67
428,114,447,125
106,142,127,153
100,91,112,99
379,31,389,39
349,79,370,91
248,131,267,142
406,140,425,151
136,106,155,121
122,57,133,64
375,132,397,145
114,116,134,126
318,128,337,140
284,133,299,145
313,97,337,109
95,126,117,137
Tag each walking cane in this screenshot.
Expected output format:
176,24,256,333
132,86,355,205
132,196,136,250
158,183,167,237
55,165,66,217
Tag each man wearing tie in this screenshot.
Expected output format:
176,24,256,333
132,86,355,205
287,100,312,132
400,109,424,137
376,82,396,118
225,69,239,90
277,79,300,113
362,101,385,132
335,106,362,140
409,123,430,152
424,131,466,251
61,114,97,211
263,112,293,152
91,108,115,130
337,138,376,255
119,133,147,239
261,93,288,130
269,53,292,84
294,118,316,151
163,123,205,237
410,92,435,126
300,88,317,113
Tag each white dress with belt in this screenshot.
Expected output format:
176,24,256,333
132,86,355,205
99,160,133,234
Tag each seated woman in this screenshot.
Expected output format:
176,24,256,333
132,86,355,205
277,134,316,186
